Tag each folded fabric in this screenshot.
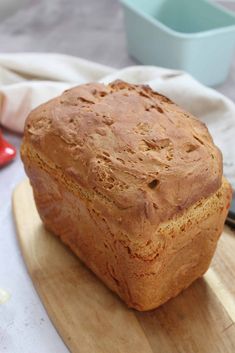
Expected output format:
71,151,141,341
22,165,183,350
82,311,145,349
0,53,234,188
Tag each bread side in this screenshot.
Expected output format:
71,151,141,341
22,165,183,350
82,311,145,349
21,142,231,310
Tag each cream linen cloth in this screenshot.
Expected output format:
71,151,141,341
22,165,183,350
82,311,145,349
0,53,234,188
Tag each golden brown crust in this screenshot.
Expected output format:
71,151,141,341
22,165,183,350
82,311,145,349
23,80,223,240
21,80,231,310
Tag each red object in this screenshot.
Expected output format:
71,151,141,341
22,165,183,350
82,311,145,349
0,131,17,167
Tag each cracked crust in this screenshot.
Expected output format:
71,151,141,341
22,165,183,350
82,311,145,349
22,80,223,240
21,80,231,310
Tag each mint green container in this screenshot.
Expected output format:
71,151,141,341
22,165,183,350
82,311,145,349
120,0,235,86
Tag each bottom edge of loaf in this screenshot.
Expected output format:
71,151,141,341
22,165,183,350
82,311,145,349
22,146,232,311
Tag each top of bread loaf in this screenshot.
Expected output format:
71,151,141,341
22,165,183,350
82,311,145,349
23,80,222,233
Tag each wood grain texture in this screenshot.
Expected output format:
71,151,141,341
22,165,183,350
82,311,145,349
13,179,235,353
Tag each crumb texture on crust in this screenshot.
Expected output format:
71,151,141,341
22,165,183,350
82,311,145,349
22,80,223,235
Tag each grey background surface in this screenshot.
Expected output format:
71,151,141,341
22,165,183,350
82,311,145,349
0,0,234,99
0,1,235,352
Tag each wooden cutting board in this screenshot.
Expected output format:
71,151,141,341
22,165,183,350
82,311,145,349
13,179,235,353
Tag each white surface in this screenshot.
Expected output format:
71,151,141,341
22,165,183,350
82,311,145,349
0,133,69,353
0,1,235,353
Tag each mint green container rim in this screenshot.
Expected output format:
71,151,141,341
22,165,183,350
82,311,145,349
120,0,235,39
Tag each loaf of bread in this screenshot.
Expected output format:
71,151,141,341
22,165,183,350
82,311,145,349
21,80,232,311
